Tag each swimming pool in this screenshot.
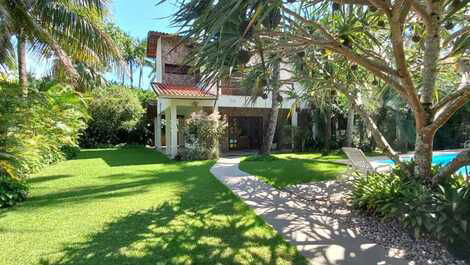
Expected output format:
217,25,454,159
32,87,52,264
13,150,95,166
374,152,469,177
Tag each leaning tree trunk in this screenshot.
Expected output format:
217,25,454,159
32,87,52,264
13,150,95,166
345,107,355,147
17,32,28,94
323,107,332,155
260,61,280,155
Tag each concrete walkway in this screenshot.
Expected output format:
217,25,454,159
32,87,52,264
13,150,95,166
210,157,411,265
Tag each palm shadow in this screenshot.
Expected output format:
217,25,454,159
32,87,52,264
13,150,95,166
39,193,308,265
27,175,74,184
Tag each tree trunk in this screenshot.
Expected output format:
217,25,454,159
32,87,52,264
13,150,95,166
345,107,354,147
323,107,332,155
138,65,143,88
129,64,134,88
17,32,28,94
260,61,280,155
414,128,434,180
433,149,470,183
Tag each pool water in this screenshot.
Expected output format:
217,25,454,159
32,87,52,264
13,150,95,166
375,152,469,177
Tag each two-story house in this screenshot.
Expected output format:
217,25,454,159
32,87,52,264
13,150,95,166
146,31,303,158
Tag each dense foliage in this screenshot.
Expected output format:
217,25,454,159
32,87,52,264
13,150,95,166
352,164,470,253
179,111,227,160
0,174,28,208
0,81,87,207
79,86,146,148
0,0,120,91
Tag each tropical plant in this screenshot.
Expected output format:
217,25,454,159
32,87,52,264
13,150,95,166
168,0,470,183
0,174,28,208
0,0,120,93
180,111,227,160
352,164,470,249
0,81,88,177
79,85,145,147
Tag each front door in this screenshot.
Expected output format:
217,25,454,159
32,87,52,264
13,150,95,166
228,117,262,151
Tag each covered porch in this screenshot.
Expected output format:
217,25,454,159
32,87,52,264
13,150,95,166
152,83,217,158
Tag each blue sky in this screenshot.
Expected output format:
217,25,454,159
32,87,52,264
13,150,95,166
30,0,179,90
110,0,178,39
105,0,179,89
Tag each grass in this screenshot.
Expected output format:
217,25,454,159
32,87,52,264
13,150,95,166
0,147,308,265
239,153,347,188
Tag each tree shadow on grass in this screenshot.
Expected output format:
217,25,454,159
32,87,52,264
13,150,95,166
38,193,308,265
24,167,190,209
27,175,74,184
241,158,346,188
77,148,170,167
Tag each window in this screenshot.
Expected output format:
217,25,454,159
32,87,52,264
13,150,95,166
165,64,191,75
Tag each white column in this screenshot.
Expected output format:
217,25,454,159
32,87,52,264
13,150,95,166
292,109,298,149
170,104,178,158
155,114,161,150
165,107,171,156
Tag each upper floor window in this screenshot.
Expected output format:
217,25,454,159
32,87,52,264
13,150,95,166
165,64,191,75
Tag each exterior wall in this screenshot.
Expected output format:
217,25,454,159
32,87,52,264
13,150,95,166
217,107,290,153
216,94,296,109
161,37,196,86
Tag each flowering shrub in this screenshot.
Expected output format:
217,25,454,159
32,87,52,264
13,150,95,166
180,111,227,160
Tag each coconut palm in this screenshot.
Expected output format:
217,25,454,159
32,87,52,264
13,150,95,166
0,0,120,93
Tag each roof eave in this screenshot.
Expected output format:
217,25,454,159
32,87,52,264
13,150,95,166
158,95,217,100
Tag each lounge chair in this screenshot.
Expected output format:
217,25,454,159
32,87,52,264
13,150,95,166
464,140,470,149
341,147,392,176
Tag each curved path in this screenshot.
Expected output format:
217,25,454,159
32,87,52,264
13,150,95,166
210,157,410,265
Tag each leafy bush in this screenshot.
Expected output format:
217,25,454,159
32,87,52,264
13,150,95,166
352,164,470,249
61,145,80,160
79,86,145,147
0,81,88,178
180,111,227,160
351,171,403,216
0,175,28,208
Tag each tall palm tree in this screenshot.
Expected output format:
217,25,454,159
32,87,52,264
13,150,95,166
169,0,285,154
136,39,147,89
0,0,120,94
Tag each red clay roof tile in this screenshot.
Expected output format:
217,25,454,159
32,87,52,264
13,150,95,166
152,83,215,98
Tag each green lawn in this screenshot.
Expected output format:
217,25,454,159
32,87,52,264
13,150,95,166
239,153,347,188
0,147,308,265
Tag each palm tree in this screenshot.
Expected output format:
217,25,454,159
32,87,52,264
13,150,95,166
169,0,286,154
0,0,120,93
136,39,147,89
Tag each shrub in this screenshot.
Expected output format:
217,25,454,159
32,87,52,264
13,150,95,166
0,174,28,208
180,111,227,160
79,86,145,147
0,81,88,178
351,164,470,249
351,171,403,216
61,145,80,160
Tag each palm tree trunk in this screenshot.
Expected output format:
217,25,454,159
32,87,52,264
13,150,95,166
260,61,280,155
138,64,143,88
129,64,134,88
345,106,354,147
17,32,28,94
